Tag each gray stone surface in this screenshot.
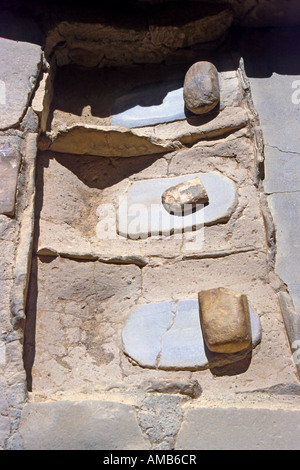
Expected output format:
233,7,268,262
278,291,300,366
0,38,42,130
0,415,10,449
122,301,174,368
140,379,202,399
18,401,150,450
176,407,300,450
111,81,186,128
287,285,300,319
250,74,300,154
0,144,22,215
159,300,207,370
137,394,185,450
264,146,300,194
268,193,300,289
117,172,237,239
247,33,300,329
122,300,262,370
111,72,241,129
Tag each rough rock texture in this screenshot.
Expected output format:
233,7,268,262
137,0,300,27
0,33,43,450
19,401,151,450
140,379,202,398
162,177,209,214
199,287,252,353
183,62,220,114
176,406,300,450
1,10,300,451
0,38,42,130
0,145,22,216
43,67,247,156
44,3,233,68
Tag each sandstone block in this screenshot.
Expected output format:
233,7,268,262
183,62,220,115
198,287,252,353
162,177,209,215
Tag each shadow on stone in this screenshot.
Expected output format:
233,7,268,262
185,105,220,127
23,255,38,392
204,342,253,377
162,202,208,217
39,150,165,191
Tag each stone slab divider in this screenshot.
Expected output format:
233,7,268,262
11,134,38,329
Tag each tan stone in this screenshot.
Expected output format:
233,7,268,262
162,177,208,214
198,287,252,353
45,106,248,157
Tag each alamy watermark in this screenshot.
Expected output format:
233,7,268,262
292,80,300,105
0,80,6,105
96,198,205,251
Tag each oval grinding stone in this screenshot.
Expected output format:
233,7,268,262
183,61,220,115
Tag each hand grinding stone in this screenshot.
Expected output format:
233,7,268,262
198,287,252,353
183,61,220,115
162,177,209,215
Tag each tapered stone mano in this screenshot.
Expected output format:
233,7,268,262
162,177,209,215
198,287,252,353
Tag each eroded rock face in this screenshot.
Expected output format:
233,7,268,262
0,38,42,130
44,3,233,68
198,287,252,353
183,62,220,115
0,144,22,216
162,177,209,214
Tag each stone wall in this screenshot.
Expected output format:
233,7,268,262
0,2,299,451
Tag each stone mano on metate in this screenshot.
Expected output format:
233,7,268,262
122,299,261,370
183,61,220,115
162,176,209,215
117,172,237,239
199,287,252,353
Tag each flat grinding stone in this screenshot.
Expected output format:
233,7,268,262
122,300,262,370
122,302,174,368
110,73,239,129
111,81,186,128
158,300,207,370
117,172,237,239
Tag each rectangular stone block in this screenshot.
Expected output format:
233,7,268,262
198,287,252,353
19,401,150,450
0,144,22,216
176,407,300,450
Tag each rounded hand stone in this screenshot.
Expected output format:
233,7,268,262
183,61,220,115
